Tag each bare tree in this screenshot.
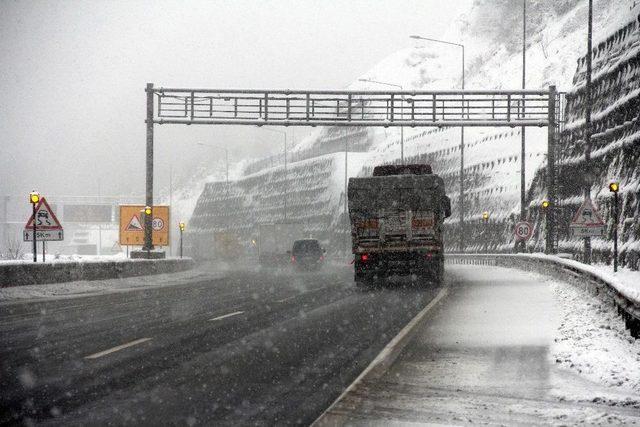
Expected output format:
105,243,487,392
2,232,25,260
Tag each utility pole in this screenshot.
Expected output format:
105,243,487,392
519,0,527,253
583,0,594,264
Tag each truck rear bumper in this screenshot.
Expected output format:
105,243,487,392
354,251,443,279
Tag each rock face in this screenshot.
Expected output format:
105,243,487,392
528,13,640,269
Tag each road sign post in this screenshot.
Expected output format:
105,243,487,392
179,222,185,259
29,192,38,262
514,221,533,251
24,195,64,261
610,182,619,272
570,196,605,243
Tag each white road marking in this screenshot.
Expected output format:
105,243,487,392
209,311,244,322
276,296,296,303
84,337,152,360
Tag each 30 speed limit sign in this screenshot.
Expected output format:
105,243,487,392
514,221,533,241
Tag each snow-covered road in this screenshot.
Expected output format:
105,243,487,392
318,265,640,425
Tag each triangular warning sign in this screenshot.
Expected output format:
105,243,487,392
25,197,63,230
125,215,144,231
570,197,605,227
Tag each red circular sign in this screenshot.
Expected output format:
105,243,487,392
514,221,533,241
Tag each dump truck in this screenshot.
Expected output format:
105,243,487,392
348,164,451,286
258,222,305,267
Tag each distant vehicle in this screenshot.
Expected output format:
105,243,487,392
289,238,325,271
348,164,451,286
213,232,243,261
258,222,305,266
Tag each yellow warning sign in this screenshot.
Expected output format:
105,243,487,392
119,205,170,246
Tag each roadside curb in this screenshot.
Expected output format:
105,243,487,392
312,286,449,426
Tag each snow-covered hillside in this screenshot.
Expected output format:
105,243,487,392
187,0,640,264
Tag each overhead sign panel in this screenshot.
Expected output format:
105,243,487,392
119,205,169,246
64,204,113,223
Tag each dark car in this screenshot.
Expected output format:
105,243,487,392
289,239,325,271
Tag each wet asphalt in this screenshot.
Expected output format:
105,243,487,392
0,265,439,426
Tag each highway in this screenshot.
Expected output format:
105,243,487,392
0,265,440,425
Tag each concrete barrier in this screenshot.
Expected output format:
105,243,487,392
446,253,640,339
0,258,195,288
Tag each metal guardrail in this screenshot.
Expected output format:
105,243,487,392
446,253,640,339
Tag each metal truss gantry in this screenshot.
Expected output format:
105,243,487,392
143,84,558,255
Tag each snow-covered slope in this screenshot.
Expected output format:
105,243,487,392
187,0,640,263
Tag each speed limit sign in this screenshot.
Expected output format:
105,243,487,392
514,221,533,241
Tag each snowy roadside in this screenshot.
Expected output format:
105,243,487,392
0,266,223,303
529,253,640,305
547,277,640,406
0,253,129,265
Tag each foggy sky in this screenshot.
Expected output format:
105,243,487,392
0,0,470,201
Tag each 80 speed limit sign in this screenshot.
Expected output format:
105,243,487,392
514,221,533,241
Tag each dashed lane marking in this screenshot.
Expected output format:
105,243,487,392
209,311,244,322
84,337,152,360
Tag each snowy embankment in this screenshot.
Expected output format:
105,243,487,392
0,257,194,288
0,267,215,302
528,253,640,307
550,278,640,398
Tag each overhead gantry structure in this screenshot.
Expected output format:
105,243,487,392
143,84,559,255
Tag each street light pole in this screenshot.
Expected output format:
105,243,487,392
357,78,404,164
410,35,465,252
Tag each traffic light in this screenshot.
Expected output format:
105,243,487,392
609,182,619,193
179,222,185,232
144,206,152,216
482,211,489,222
541,200,550,210
29,191,40,204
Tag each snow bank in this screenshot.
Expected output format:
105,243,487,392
550,278,640,396
527,253,640,306
0,267,215,302
0,257,194,288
